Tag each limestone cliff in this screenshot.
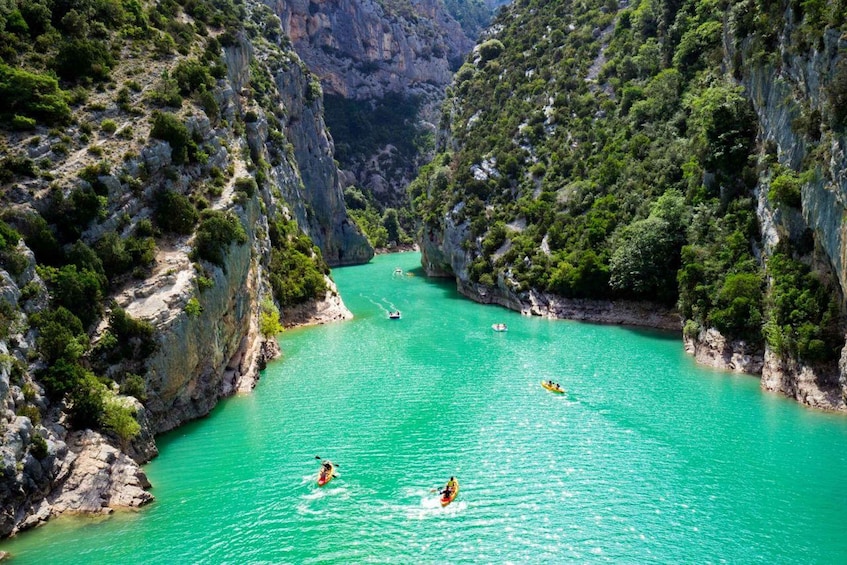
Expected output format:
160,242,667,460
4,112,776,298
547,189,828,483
735,23,847,410
270,0,478,204
0,0,370,537
414,0,847,412
273,0,473,103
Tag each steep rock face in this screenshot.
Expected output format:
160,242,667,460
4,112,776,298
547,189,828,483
738,26,847,408
272,0,473,103
420,209,471,279
272,62,374,265
135,214,259,433
0,3,366,534
270,0,476,202
684,330,764,374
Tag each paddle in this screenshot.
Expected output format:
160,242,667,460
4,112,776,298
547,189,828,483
314,456,339,467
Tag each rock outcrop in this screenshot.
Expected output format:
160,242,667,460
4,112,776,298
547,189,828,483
274,0,473,104
271,0,478,203
684,329,764,374
736,23,847,407
0,0,366,536
268,59,374,266
417,2,847,412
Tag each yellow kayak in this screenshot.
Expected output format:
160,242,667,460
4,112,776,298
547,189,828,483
317,462,335,487
440,478,459,506
541,381,565,394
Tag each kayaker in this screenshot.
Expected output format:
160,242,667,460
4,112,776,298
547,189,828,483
441,476,457,495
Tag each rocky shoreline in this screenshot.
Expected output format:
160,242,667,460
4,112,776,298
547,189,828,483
1,284,345,540
451,276,847,414
283,280,354,328
455,278,682,331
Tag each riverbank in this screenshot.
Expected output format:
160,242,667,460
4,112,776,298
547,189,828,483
450,272,847,414
373,243,419,255
5,250,846,563
455,278,682,331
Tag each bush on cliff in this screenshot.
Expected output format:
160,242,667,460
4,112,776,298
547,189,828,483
108,307,156,359
53,38,115,82
68,372,107,430
31,306,89,366
267,218,328,307
192,209,248,267
259,298,283,337
38,264,104,328
0,63,71,127
93,231,156,279
154,189,199,234
150,111,195,164
102,395,141,447
764,252,841,362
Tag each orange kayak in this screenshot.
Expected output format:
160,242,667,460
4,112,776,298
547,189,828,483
541,381,565,394
440,478,459,506
317,462,335,487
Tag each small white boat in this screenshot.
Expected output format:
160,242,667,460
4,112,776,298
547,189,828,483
393,268,403,275
389,311,401,319
492,323,508,332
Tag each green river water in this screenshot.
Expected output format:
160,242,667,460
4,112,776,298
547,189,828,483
3,251,847,563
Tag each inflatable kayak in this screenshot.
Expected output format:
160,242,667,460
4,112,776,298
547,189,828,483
440,478,459,507
541,380,565,394
317,462,335,487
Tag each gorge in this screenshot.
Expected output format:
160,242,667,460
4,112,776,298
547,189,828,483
2,252,847,562
1,0,847,555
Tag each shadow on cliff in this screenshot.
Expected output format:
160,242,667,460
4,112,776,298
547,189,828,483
409,267,471,302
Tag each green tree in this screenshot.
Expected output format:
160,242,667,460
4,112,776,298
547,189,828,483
259,298,283,337
40,264,104,327
687,84,756,183
150,112,194,164
0,63,71,125
32,306,88,365
102,396,141,448
382,208,402,243
154,189,199,234
609,216,677,300
709,272,764,340
768,170,802,208
193,210,247,266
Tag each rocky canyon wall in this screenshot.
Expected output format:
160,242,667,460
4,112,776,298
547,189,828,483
0,0,369,536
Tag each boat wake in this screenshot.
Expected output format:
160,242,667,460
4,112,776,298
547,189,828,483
381,298,399,312
394,488,469,519
361,295,399,316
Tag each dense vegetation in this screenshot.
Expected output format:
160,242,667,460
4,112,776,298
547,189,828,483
411,0,846,362
268,218,329,307
343,186,414,249
323,93,426,244
0,0,329,440
324,93,429,199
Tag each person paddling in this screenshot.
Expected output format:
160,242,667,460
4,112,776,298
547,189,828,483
440,476,457,496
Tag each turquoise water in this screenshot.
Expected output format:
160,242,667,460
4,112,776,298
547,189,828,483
3,251,847,563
